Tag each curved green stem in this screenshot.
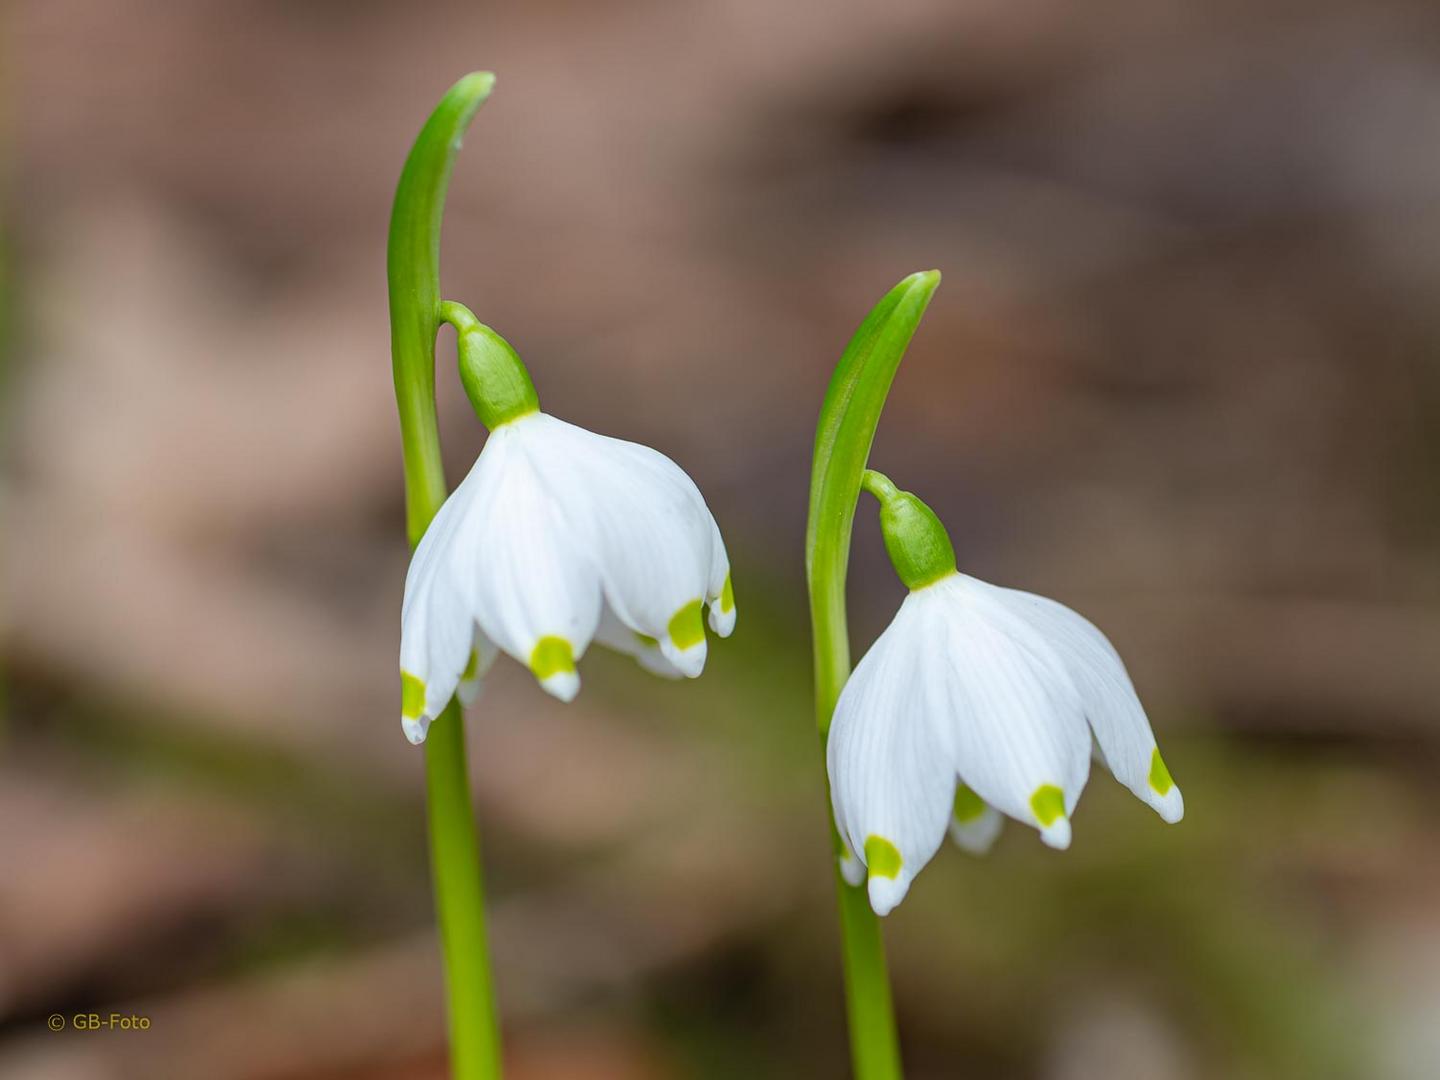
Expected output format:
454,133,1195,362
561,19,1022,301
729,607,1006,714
806,271,940,1079
859,469,900,503
389,72,494,547
387,73,502,1080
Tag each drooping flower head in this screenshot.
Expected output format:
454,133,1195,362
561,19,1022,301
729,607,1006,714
827,470,1181,915
399,318,734,744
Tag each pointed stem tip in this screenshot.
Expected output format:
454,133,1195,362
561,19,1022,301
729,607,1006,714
455,71,496,100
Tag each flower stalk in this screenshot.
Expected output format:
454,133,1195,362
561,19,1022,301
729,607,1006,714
387,73,502,1079
806,270,940,1078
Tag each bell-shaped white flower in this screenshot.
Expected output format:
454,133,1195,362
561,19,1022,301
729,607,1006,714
399,323,734,745
827,471,1181,916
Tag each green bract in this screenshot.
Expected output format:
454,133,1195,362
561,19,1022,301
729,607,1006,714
386,73,502,1080
389,72,494,547
805,270,939,1080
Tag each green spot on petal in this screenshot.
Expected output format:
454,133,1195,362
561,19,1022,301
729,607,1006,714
953,784,986,823
633,631,659,648
719,572,735,614
667,600,705,651
529,636,575,680
864,835,902,879
401,671,426,719
1029,784,1066,827
461,650,480,680
1148,748,1174,795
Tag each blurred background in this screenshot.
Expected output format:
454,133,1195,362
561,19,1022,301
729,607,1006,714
6,1,1440,1077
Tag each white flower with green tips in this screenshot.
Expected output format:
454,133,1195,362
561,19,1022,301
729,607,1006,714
399,321,734,745
828,471,1182,916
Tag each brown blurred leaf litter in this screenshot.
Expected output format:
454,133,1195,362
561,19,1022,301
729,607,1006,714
6,0,1440,1076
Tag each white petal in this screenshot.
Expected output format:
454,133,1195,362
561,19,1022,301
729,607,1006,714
948,784,1005,855
457,624,499,706
398,456,493,741
929,576,1092,849
515,414,724,677
983,583,1183,824
827,598,956,916
538,668,580,703
593,603,684,679
706,520,736,638
465,419,602,701
837,846,866,887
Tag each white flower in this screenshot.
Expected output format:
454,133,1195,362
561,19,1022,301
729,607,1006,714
399,410,734,745
827,472,1181,916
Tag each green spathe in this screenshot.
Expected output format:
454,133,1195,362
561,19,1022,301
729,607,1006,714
443,301,540,429
861,469,956,590
388,71,495,549
805,269,938,1079
387,71,502,1080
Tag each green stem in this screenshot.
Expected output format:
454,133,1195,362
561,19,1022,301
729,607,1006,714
424,701,500,1077
806,271,941,1079
387,73,502,1079
859,469,900,503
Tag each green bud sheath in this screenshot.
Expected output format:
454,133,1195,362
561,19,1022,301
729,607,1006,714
806,271,939,1078
862,469,956,590
440,300,540,429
